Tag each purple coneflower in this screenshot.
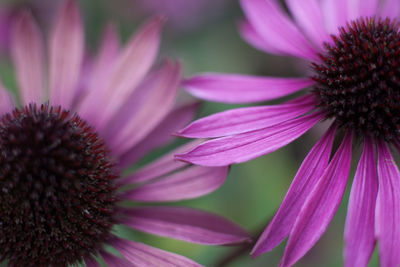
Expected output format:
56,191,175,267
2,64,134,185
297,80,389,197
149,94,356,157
177,0,400,266
0,0,250,266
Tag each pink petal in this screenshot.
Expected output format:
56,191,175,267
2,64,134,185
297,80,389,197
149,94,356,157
239,0,319,61
280,132,353,267
321,0,349,34
177,95,315,138
123,206,250,245
344,137,378,267
11,11,45,105
101,251,132,267
49,0,84,108
183,74,314,104
176,112,324,167
117,102,200,168
376,141,400,267
124,165,228,202
111,238,203,267
252,124,336,257
348,0,379,20
0,81,15,115
379,0,400,19
84,256,101,267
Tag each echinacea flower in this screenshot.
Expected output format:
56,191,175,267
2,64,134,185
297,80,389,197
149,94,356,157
0,0,250,266
177,0,400,266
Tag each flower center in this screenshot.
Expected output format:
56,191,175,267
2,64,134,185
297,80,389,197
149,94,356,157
0,104,117,266
312,17,400,140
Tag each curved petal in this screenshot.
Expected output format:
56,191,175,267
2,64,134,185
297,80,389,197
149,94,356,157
321,0,349,34
183,74,314,104
11,11,45,105
239,0,319,61
177,95,315,138
280,132,353,267
379,0,400,19
348,0,379,20
101,251,132,267
123,206,250,245
252,124,336,257
111,238,203,267
376,141,400,267
176,112,324,167
124,166,228,202
344,137,377,267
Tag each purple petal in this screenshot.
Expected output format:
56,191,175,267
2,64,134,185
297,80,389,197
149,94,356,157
124,165,228,202
101,251,132,267
376,141,400,267
176,112,324,167
183,74,314,104
111,238,203,267
321,0,349,34
348,0,379,20
177,95,315,138
252,124,336,257
240,0,319,61
280,131,353,267
0,81,14,115
11,11,45,105
379,0,400,19
344,137,377,267
84,256,101,267
123,206,250,245
238,20,281,54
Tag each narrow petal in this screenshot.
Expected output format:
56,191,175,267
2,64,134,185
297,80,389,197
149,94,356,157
379,0,400,19
177,95,315,138
348,0,379,20
240,0,319,61
183,74,314,104
344,137,378,267
111,238,203,267
238,20,281,54
124,166,228,202
0,80,15,115
84,256,101,267
11,11,45,105
376,141,400,267
101,251,132,267
176,112,324,167
123,206,250,245
321,0,349,34
280,132,353,267
252,124,336,257
49,0,84,108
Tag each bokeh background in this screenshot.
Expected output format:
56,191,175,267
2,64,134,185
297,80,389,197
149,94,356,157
0,0,381,266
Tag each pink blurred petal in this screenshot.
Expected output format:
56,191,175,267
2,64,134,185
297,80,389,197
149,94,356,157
344,137,377,267
0,80,15,115
49,0,84,108
252,124,336,257
238,20,281,54
101,251,131,267
11,11,45,105
239,0,319,61
176,112,324,167
177,95,315,138
111,238,203,267
84,256,101,267
280,132,353,267
123,206,250,245
379,0,400,19
124,165,228,202
348,0,379,20
321,0,348,34
183,74,314,104
376,141,400,267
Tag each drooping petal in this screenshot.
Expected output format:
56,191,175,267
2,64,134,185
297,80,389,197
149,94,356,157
176,112,324,167
84,256,101,267
344,137,377,267
123,206,250,245
238,20,281,54
177,95,315,138
49,0,84,108
239,0,319,61
321,0,349,34
376,141,400,267
347,0,379,20
101,251,132,267
11,11,45,105
279,132,353,267
252,124,336,257
183,74,314,104
124,166,228,202
379,0,400,19
111,238,203,267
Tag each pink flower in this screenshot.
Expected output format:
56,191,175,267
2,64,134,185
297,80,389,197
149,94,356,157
177,0,400,266
0,0,250,266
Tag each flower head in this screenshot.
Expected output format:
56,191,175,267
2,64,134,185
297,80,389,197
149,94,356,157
0,0,250,266
177,0,400,266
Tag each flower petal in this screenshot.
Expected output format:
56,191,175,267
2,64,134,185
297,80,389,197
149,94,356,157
348,0,379,20
321,0,349,34
176,112,324,167
84,256,101,267
124,165,228,202
239,0,319,61
252,124,336,257
0,80,14,115
279,132,353,267
101,251,132,267
379,0,400,19
376,141,400,267
183,74,314,104
123,206,250,245
111,238,203,267
344,136,377,267
177,95,315,138
11,11,45,105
